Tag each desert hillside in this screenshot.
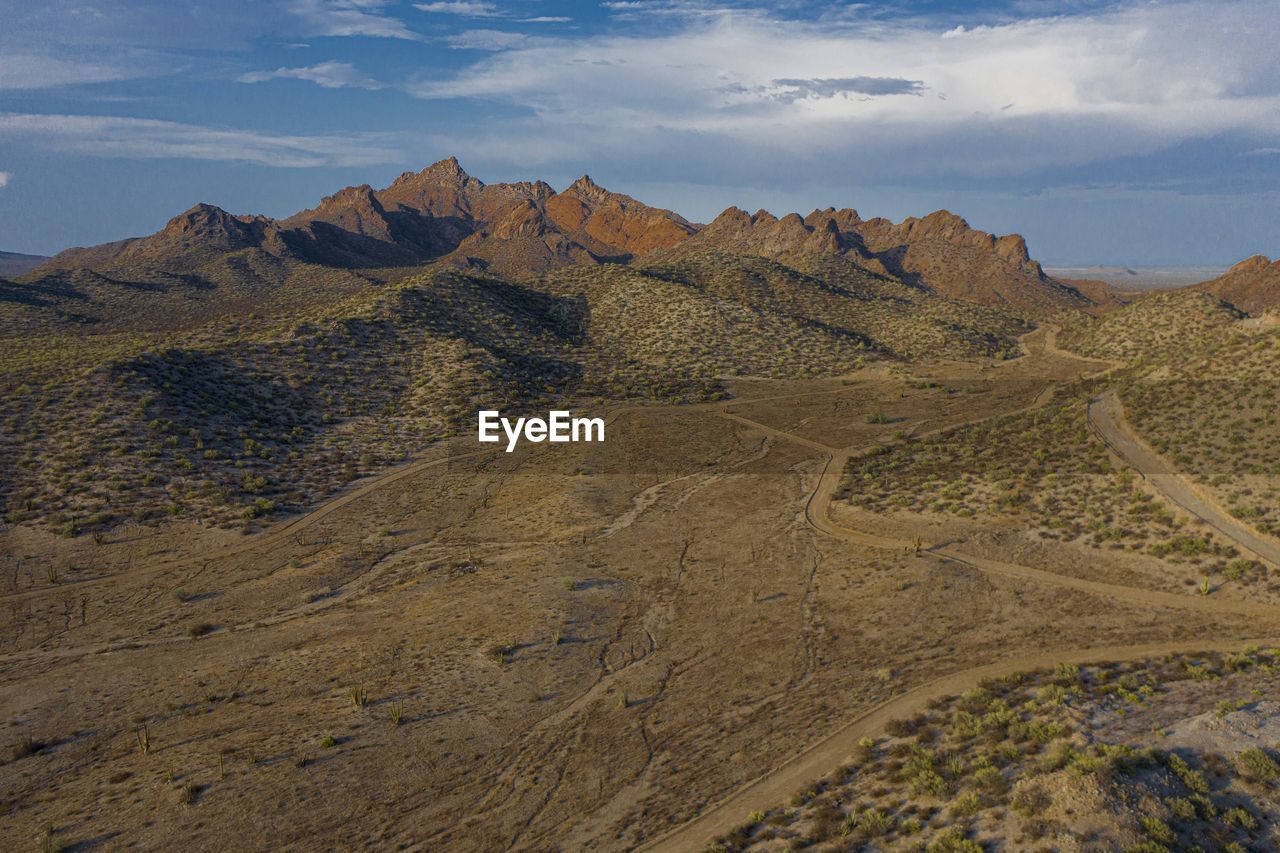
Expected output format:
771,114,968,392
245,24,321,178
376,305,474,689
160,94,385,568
1192,255,1280,315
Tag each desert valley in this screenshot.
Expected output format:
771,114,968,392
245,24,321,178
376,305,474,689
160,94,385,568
2,156,1280,852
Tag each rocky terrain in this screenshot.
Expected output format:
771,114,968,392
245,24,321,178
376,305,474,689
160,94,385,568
654,206,1096,316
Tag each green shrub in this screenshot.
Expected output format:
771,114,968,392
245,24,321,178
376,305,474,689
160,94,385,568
1223,806,1258,829
927,828,982,852
857,808,893,837
1139,815,1175,845
1236,747,1280,782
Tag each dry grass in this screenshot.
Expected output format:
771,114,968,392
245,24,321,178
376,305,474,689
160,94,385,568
838,397,1248,579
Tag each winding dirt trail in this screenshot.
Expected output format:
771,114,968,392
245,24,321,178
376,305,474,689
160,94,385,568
1089,390,1280,569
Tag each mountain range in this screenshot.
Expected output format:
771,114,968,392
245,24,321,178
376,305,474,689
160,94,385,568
4,158,1104,333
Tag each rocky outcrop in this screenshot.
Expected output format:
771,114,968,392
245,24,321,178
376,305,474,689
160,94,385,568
544,175,696,257
661,205,1093,314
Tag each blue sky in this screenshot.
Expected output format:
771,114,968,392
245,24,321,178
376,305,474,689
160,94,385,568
1,0,1278,265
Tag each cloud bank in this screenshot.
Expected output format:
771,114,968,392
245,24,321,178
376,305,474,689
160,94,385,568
414,1,503,16
0,53,161,90
410,0,1280,180
0,113,402,167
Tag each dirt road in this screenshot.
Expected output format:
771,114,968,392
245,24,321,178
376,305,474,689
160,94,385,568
1089,390,1280,569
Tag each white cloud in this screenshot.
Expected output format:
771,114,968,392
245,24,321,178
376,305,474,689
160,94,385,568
762,77,926,101
238,60,385,89
0,113,403,168
409,0,1280,177
601,1,742,21
414,1,503,16
446,29,553,51
289,0,422,40
0,171,10,188
412,3,570,24
0,53,158,90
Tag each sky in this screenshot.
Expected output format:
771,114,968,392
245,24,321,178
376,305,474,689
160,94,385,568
1,0,1278,265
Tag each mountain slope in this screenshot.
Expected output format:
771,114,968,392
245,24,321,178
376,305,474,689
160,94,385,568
854,210,1096,314
1056,289,1243,363
11,160,701,327
1192,255,1280,315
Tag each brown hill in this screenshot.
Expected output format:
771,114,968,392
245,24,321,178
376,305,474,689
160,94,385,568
41,204,290,270
13,160,701,330
854,210,1092,313
666,207,866,260
1192,255,1280,315
1058,277,1123,308
545,174,697,256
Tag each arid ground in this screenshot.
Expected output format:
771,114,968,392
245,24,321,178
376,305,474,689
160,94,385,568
6,323,1280,852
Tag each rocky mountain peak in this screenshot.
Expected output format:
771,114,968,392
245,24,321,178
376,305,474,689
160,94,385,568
567,174,608,201
424,156,469,181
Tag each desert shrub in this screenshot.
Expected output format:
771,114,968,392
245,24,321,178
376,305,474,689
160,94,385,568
1165,753,1209,794
927,828,982,852
1235,747,1280,782
952,791,982,818
1222,806,1258,829
1164,797,1196,821
856,808,894,838
1139,815,1175,845
1011,783,1050,817
912,769,952,799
